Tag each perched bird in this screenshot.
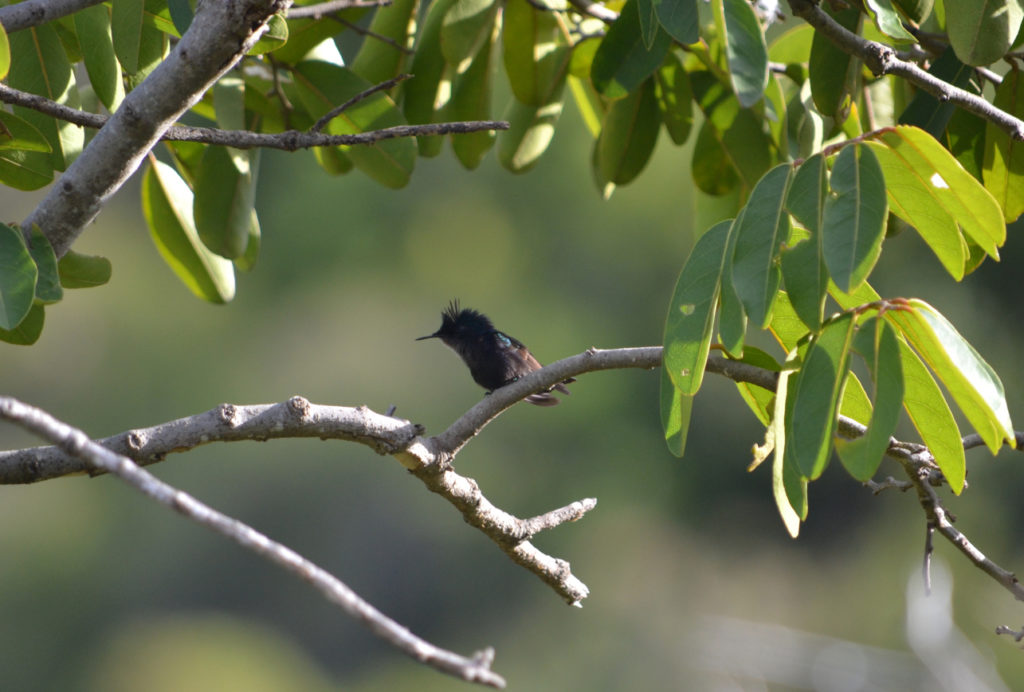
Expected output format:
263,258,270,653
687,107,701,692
416,301,574,406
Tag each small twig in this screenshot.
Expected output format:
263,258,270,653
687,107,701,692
325,13,415,55
0,82,507,150
288,0,393,18
995,625,1024,643
311,74,412,133
864,476,913,494
0,396,505,688
266,55,295,129
924,522,935,595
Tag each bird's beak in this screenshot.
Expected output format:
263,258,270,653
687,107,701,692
415,332,439,341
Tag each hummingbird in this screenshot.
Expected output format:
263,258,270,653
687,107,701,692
416,301,574,406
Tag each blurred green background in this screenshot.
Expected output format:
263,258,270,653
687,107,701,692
3,90,1024,691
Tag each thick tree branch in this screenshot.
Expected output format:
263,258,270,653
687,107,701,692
287,0,393,18
0,0,104,33
0,82,507,150
787,0,1024,140
0,397,505,689
22,0,288,258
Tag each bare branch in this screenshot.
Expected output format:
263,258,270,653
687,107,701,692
0,0,103,33
786,0,1024,140
0,82,508,150
288,0,393,18
311,74,413,133
21,0,287,258
0,397,506,689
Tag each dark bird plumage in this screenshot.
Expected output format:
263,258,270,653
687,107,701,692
416,301,574,406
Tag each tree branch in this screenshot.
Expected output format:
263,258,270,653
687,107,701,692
3,345,1022,608
786,0,1024,140
21,0,288,258
288,0,393,18
0,82,507,150
0,0,104,33
0,396,505,689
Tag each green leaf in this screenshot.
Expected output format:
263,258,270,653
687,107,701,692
235,211,261,273
822,144,887,293
248,13,288,56
768,24,813,64
718,211,747,356
350,0,418,84
0,224,37,329
0,21,9,80
27,226,62,305
947,0,1024,66
441,0,499,68
809,6,860,119
897,339,967,492
731,346,781,426
58,250,112,289
502,0,564,106
870,125,1004,261
653,52,693,145
637,0,659,50
690,71,774,193
835,317,903,481
768,290,812,352
112,0,145,74
0,303,44,345
691,121,739,195
780,236,827,332
660,366,694,457
142,159,236,303
293,61,416,189
167,0,194,35
946,107,987,182
651,0,699,44
719,0,768,108
983,67,1024,222
784,312,855,479
497,56,569,173
449,25,496,170
402,0,458,156
772,368,804,537
863,0,916,41
193,146,256,259
787,153,826,233
730,163,792,328
595,78,660,188
829,281,968,491
75,3,125,112
591,0,671,99
893,0,934,23
7,24,82,170
0,112,53,153
663,220,732,395
887,299,1014,454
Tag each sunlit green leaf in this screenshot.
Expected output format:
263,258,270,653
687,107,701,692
449,26,496,169
75,4,125,112
142,159,235,303
887,299,1015,454
660,366,693,456
441,0,499,68
983,67,1024,222
595,78,659,189
809,6,860,119
773,368,805,537
653,52,692,145
351,0,417,83
58,250,112,289
947,0,1024,66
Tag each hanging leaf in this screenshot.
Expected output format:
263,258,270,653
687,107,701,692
591,0,671,99
0,224,37,329
595,78,660,189
719,0,768,108
663,220,732,395
784,313,855,479
142,159,235,303
730,164,793,328
58,251,112,289
983,67,1024,222
822,144,887,293
660,366,694,457
27,226,62,305
651,0,699,44
947,0,1024,66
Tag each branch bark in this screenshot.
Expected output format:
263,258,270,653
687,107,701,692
0,396,506,689
21,0,288,258
0,0,103,33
